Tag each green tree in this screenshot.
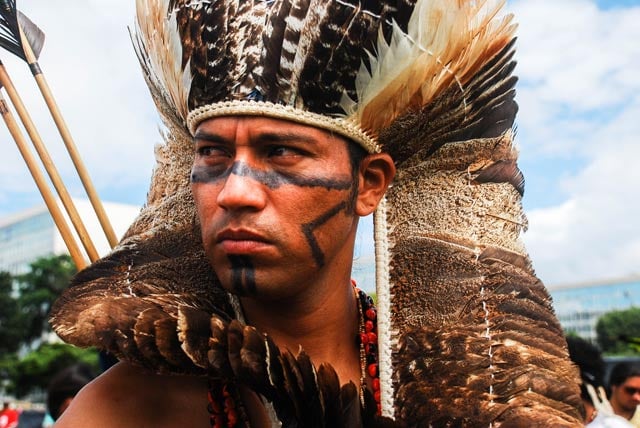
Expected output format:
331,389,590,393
0,271,24,354
0,255,83,397
8,343,99,398
596,307,640,355
15,255,76,345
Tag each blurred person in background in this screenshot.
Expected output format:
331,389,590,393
0,402,19,428
567,336,633,427
46,364,95,422
609,362,640,426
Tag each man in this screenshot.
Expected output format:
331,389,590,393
46,363,96,421
566,336,633,427
50,0,583,426
0,402,19,428
609,363,640,425
55,115,394,427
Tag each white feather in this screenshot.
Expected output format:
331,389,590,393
342,0,515,134
135,0,192,123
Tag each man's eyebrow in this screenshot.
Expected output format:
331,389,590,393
193,131,228,143
193,130,320,144
257,131,319,145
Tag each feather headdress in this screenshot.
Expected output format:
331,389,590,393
51,0,583,425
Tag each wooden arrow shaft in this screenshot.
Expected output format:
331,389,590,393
0,95,86,270
19,25,119,249
0,63,100,262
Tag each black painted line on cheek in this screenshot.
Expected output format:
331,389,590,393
230,162,353,190
302,201,348,268
191,162,353,193
228,255,257,296
190,165,231,184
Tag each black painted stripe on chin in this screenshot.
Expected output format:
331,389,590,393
229,255,257,296
191,162,352,191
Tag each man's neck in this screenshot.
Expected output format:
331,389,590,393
611,399,636,420
239,277,361,386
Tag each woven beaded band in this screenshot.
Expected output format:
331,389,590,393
187,100,380,154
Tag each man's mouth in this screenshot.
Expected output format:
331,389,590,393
216,229,271,254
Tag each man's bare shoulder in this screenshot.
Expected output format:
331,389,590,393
55,361,209,427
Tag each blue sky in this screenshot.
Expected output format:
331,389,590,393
0,0,638,287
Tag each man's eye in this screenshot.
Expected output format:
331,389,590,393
268,146,302,157
197,146,226,157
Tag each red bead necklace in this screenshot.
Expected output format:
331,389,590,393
207,280,380,426
353,279,381,415
207,380,243,428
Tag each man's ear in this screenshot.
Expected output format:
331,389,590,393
355,153,396,216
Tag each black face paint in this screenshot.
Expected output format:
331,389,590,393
228,255,257,296
191,162,352,191
302,201,349,268
193,159,360,270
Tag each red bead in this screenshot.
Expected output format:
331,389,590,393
351,278,357,287
368,363,378,378
374,390,381,403
224,397,235,410
377,404,382,415
360,333,369,345
228,409,238,426
365,344,370,354
366,308,377,321
365,320,374,332
372,378,380,391
367,332,377,344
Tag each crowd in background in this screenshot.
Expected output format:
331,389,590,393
568,336,640,427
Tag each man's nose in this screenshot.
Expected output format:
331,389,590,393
216,163,267,211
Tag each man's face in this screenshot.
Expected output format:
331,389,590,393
191,116,360,300
612,375,640,413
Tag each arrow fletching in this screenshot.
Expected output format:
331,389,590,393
0,0,24,60
18,11,44,59
0,0,44,61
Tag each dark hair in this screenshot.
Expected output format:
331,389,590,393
47,363,96,420
566,336,605,405
343,140,368,214
609,362,640,387
346,140,368,177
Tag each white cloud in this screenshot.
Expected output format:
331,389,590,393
512,0,640,284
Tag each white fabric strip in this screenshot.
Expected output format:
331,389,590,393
374,196,395,418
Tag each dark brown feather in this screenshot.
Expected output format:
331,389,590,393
134,307,175,372
339,382,362,427
259,0,294,100
177,305,213,368
207,314,232,376
473,159,525,196
317,364,341,426
379,39,518,166
298,0,386,115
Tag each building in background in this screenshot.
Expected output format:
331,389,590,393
0,198,140,275
550,276,640,342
